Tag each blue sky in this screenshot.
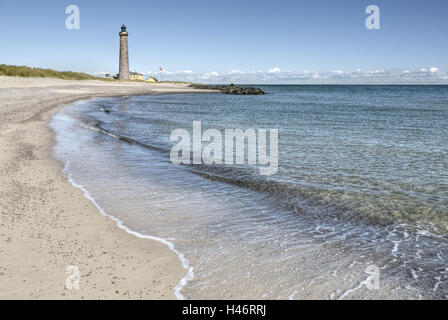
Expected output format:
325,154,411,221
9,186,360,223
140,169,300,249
1,0,447,83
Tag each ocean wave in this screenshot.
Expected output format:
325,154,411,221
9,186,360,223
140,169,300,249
76,117,448,236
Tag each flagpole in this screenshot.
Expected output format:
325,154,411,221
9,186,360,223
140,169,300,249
159,67,165,83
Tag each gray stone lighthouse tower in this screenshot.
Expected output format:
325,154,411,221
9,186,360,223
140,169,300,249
118,25,130,80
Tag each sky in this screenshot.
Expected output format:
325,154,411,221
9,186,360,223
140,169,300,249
1,0,448,84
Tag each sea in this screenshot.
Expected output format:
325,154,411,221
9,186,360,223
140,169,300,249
50,85,448,299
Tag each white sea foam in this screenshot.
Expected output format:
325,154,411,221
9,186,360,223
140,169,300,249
337,277,369,300
62,160,194,300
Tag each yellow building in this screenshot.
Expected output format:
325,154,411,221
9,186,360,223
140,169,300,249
145,76,158,83
129,71,143,81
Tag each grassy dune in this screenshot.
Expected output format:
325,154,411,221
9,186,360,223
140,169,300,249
0,64,106,81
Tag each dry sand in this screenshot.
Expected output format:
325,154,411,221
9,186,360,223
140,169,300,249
0,76,216,299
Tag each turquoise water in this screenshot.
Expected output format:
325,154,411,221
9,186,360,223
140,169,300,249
51,85,448,299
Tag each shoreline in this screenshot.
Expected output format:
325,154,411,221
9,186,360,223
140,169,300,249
0,76,216,299
61,160,194,299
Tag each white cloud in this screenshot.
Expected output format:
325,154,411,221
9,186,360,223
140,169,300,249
368,69,385,74
201,71,219,79
268,67,281,73
140,67,448,84
430,67,439,73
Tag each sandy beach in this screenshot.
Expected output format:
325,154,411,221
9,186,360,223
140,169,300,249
0,76,216,299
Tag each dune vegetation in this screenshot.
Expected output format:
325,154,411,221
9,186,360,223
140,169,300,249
0,64,106,81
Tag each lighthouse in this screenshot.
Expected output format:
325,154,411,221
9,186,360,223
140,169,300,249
118,25,130,80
